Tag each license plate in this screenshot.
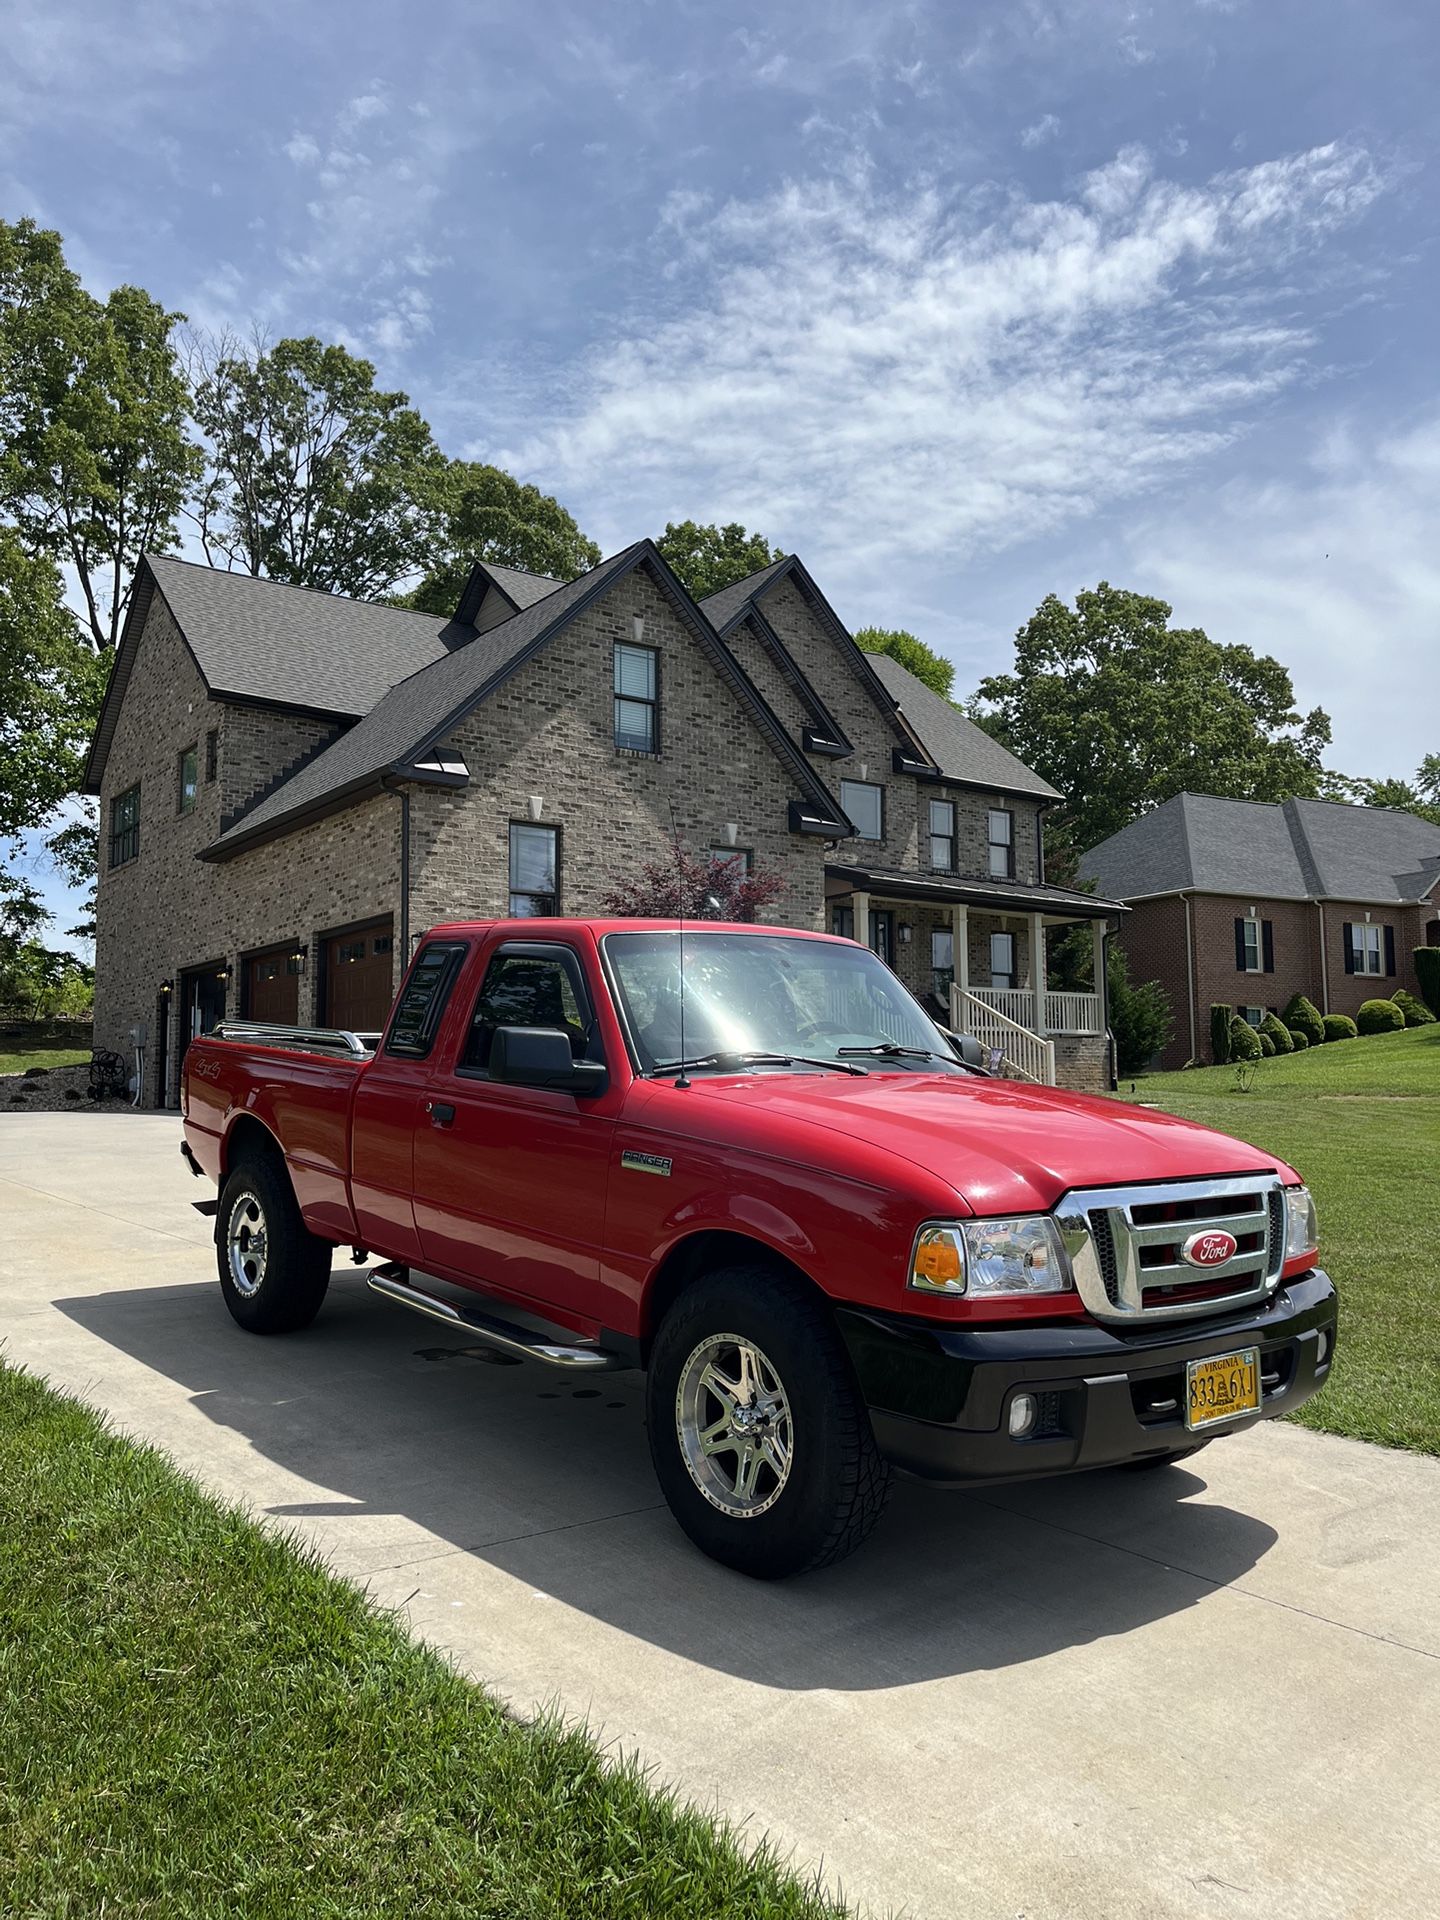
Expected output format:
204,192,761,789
1185,1347,1260,1431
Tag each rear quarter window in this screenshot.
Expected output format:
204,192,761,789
384,943,467,1058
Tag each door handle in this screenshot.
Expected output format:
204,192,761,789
425,1100,455,1128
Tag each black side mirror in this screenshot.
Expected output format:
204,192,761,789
938,1025,987,1070
489,1025,608,1095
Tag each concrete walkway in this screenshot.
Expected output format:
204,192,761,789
3,1112,1437,1919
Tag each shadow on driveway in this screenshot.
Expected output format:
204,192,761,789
56,1272,1278,1692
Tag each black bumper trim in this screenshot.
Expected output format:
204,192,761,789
838,1270,1337,1486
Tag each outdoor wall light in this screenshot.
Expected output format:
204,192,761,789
289,944,308,969
528,794,545,821
216,966,231,984
899,923,913,944
158,979,173,996
723,821,739,847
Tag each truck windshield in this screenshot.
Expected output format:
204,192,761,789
604,930,965,1075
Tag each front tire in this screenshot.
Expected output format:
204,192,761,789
646,1267,890,1578
217,1154,331,1334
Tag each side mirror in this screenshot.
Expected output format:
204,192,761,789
489,1025,608,1095
938,1025,987,1070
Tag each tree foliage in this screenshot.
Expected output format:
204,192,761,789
404,461,600,615
655,521,778,601
598,836,785,922
0,218,198,649
853,626,954,699
0,532,108,841
189,333,443,599
1107,944,1173,1076
975,583,1331,864
1321,757,1440,827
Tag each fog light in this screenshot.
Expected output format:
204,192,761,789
1316,1330,1330,1368
1008,1393,1037,1439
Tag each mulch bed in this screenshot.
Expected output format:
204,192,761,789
0,1064,142,1114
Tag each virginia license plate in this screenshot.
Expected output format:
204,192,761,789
1185,1347,1260,1431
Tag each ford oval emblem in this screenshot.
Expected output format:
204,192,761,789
1182,1229,1237,1268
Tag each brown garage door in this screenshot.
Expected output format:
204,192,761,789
244,946,300,1025
324,918,395,1034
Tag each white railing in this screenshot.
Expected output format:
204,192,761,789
966,988,1103,1035
952,986,1056,1086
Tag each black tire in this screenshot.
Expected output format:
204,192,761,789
646,1266,890,1579
217,1154,331,1334
1121,1440,1211,1472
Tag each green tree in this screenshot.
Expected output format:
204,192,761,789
0,532,108,841
0,218,198,649
974,583,1331,865
189,333,443,599
655,521,778,601
1321,759,1440,827
1108,945,1173,1077
404,461,600,615
853,626,954,699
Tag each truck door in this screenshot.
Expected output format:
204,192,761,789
411,938,619,1326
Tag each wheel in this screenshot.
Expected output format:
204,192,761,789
1121,1440,1211,1471
217,1154,331,1334
646,1266,891,1578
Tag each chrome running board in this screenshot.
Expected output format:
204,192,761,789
365,1264,624,1370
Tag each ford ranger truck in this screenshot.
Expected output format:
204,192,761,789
181,919,1336,1579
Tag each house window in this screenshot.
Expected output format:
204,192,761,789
204,729,218,783
109,784,140,868
614,643,658,753
929,800,956,872
1350,922,1384,976
509,822,559,916
1241,1006,1266,1027
840,780,884,841
987,810,1014,879
177,745,198,815
989,931,1016,989
1235,916,1273,974
831,905,855,939
931,928,955,1000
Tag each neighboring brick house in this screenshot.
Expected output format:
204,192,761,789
84,539,1121,1106
1079,791,1440,1069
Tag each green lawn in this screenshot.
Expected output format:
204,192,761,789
1122,1024,1440,1455
0,1365,844,1920
0,1022,92,1076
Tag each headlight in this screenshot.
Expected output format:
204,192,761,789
909,1218,1072,1297
1284,1185,1318,1262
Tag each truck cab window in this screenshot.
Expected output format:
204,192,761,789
462,949,595,1072
383,943,467,1058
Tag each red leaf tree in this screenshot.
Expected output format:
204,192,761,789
598,834,786,922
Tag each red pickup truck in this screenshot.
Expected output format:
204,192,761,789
182,918,1336,1578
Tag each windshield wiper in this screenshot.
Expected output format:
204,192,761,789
651,1050,868,1078
837,1043,951,1062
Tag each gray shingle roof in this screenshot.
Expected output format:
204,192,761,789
698,556,792,633
476,561,563,612
867,655,1063,801
825,862,1124,918
1078,792,1440,904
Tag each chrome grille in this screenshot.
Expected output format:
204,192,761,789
1056,1174,1286,1325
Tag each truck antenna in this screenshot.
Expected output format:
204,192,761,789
669,803,690,1089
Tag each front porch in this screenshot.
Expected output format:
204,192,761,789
825,864,1120,1089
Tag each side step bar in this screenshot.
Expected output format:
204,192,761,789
365,1264,625,1371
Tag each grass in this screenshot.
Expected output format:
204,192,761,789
0,1021,92,1076
0,1364,846,1920
1121,1024,1440,1455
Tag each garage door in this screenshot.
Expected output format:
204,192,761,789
324,919,395,1035
245,946,300,1025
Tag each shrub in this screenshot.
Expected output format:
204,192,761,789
1259,1013,1293,1054
1392,988,1435,1028
1257,1031,1275,1056
1228,1015,1262,1062
1286,1027,1310,1050
1322,1013,1358,1041
1415,947,1440,1019
1357,997,1405,1035
1108,947,1174,1076
1210,1003,1233,1066
1281,993,1325,1047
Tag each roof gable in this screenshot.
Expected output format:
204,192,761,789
867,655,1063,801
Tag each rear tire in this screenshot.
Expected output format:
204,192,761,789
646,1266,890,1579
217,1154,331,1334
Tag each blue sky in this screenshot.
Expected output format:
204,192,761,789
5,0,1438,943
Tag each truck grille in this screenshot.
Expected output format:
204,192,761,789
1056,1174,1287,1325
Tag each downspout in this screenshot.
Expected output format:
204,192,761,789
382,776,411,963
1316,901,1330,1014
1101,920,1116,1091
1183,893,1197,1064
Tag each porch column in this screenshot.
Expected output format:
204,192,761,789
952,903,969,998
1029,912,1047,1035
1090,918,1106,997
851,890,870,949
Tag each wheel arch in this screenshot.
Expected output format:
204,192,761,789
639,1228,830,1359
221,1111,286,1180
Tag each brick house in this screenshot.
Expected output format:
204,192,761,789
1079,791,1440,1069
83,539,1121,1106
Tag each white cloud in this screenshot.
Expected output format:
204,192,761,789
1020,113,1061,148
284,132,321,165
509,141,1387,590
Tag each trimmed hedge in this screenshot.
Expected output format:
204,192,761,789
1257,1031,1276,1056
1322,1013,1358,1041
1282,993,1325,1047
1415,947,1440,1019
1228,1015,1262,1062
1357,997,1405,1035
1392,988,1436,1028
1259,1012,1294,1054
1287,1027,1310,1050
1210,1003,1233,1066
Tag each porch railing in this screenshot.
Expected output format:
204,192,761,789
952,986,1056,1086
965,988,1103,1035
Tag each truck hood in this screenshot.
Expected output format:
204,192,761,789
685,1072,1295,1215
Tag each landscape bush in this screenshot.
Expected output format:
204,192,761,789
1415,947,1440,1019
1210,1003,1233,1066
1228,1015,1262,1062
1257,1031,1275,1056
1357,997,1405,1035
1281,993,1325,1047
1392,988,1436,1028
1286,1027,1310,1050
1259,1013,1293,1054
1322,1013,1358,1042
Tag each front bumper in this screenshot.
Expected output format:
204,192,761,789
837,1269,1337,1485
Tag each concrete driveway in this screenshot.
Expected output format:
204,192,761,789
3,1112,1438,1919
